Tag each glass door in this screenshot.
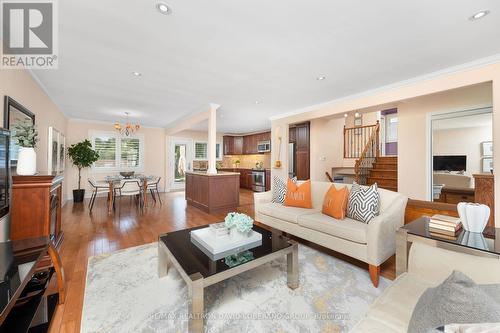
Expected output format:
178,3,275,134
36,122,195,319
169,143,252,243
170,138,193,190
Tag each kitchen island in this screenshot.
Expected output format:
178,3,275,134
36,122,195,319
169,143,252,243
185,171,240,214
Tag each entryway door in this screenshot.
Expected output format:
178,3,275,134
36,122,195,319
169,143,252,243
168,138,193,190
381,111,398,156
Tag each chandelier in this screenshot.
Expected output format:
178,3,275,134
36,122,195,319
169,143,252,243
114,112,140,136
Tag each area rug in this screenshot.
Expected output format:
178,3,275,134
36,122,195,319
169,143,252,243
81,243,389,333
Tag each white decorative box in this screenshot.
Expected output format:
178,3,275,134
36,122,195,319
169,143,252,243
209,222,230,238
190,227,262,260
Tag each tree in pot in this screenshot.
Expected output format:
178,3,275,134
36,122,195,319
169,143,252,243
67,139,99,203
13,120,38,175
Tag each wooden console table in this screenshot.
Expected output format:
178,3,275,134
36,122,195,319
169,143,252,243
473,173,495,227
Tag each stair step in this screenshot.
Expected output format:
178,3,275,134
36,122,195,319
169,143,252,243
372,163,398,170
367,177,397,187
369,169,397,178
374,160,398,165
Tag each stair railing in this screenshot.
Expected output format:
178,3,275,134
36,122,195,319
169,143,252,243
354,121,380,184
344,121,380,159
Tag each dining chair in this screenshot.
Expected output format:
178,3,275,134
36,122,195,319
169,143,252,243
88,178,110,212
147,176,162,204
113,179,143,211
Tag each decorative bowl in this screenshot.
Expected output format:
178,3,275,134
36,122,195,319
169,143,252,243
119,171,135,179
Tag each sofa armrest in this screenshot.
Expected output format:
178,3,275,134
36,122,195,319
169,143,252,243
366,195,408,266
254,191,272,217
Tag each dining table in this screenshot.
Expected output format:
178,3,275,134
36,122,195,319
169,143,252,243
104,175,154,214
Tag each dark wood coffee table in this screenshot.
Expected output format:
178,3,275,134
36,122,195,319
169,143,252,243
158,225,298,333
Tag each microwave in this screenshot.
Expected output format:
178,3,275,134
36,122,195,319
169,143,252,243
257,141,271,153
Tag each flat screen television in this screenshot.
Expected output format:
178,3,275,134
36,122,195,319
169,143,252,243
433,155,466,172
0,129,10,242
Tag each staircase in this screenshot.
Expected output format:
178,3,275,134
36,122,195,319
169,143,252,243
366,156,398,192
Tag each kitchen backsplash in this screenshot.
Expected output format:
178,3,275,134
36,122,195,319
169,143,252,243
222,154,271,169
192,154,270,170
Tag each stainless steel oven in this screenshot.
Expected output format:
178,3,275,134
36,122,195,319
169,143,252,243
251,169,266,192
257,141,271,153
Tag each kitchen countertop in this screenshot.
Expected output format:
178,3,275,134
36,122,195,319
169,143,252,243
186,171,240,176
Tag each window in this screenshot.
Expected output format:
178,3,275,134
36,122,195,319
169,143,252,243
193,141,222,160
90,131,144,171
385,115,398,143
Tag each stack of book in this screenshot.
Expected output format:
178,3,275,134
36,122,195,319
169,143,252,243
428,214,462,240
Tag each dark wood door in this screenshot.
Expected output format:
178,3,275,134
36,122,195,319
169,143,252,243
289,127,296,143
293,122,310,180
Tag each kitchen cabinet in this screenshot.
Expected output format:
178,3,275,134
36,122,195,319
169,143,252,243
223,136,244,155
224,132,271,156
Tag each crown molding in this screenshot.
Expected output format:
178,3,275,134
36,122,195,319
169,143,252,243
269,53,500,121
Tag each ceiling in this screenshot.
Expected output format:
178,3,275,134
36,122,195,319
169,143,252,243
32,0,500,133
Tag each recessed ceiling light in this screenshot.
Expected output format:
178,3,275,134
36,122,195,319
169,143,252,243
156,2,172,15
132,71,142,77
255,101,260,104
469,10,490,21
316,76,326,81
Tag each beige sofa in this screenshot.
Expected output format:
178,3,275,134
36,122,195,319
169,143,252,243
351,242,500,332
254,181,408,287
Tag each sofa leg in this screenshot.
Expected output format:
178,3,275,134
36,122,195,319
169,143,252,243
369,265,380,288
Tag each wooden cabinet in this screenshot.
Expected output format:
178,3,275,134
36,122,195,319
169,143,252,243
223,132,271,156
185,172,239,213
474,173,495,227
223,136,244,155
289,127,296,143
265,170,271,191
435,187,475,204
11,174,64,248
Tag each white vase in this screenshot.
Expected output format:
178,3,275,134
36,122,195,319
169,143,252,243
17,147,37,175
457,202,490,233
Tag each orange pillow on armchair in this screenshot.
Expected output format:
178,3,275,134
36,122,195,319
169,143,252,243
284,179,312,208
322,185,349,219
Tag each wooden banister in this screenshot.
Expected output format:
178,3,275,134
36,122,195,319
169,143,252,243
354,121,380,183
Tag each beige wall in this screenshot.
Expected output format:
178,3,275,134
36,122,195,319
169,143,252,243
433,125,492,181
398,83,492,199
0,69,69,195
65,120,166,199
271,62,500,226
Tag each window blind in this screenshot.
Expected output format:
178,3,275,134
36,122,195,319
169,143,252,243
194,142,207,159
94,136,117,168
121,138,140,167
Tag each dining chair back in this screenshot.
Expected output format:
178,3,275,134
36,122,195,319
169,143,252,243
88,178,110,212
146,176,162,204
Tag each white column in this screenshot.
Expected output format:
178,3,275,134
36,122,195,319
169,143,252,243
207,103,220,174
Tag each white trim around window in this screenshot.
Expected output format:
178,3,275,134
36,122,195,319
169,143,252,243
193,141,222,161
89,130,145,173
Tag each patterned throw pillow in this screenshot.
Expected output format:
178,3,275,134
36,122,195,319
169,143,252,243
347,183,380,223
272,176,296,204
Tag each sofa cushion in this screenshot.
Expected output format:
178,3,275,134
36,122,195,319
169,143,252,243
322,185,349,219
284,179,312,208
258,202,318,224
297,213,368,244
347,183,380,223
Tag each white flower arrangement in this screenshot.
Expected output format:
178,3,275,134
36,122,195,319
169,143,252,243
224,212,254,234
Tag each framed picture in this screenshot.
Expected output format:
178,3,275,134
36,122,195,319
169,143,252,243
481,141,493,157
48,127,60,174
482,157,493,173
58,134,66,173
354,116,362,135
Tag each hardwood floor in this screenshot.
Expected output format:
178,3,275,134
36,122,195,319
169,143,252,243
50,189,395,333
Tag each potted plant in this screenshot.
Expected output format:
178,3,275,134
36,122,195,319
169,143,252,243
67,139,99,202
13,120,38,175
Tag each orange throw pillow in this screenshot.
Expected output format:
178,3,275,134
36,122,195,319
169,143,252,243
284,179,312,208
322,185,349,219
